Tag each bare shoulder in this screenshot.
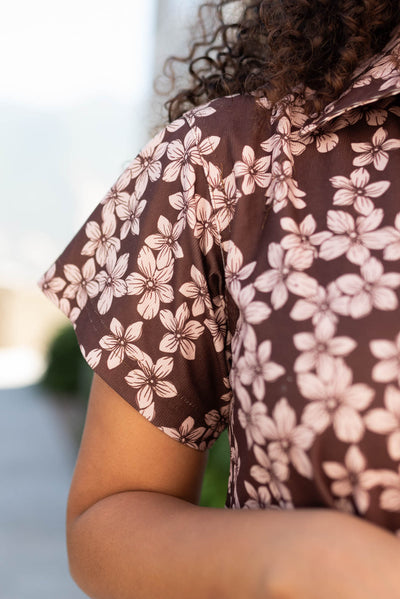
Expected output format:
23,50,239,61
67,373,208,526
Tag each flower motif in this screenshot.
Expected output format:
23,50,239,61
99,317,144,369
129,129,168,198
370,46,400,80
290,126,340,156
261,116,294,161
334,256,400,319
38,263,66,305
352,127,400,171
383,212,400,261
126,246,174,320
280,214,331,267
212,171,241,230
125,353,177,419
378,466,400,512
79,344,102,369
330,167,390,215
161,416,206,449
370,332,400,386
159,302,204,360
185,103,217,123
204,296,227,353
204,405,230,439
193,197,220,254
82,214,120,267
116,193,147,240
145,215,184,269
168,189,199,230
94,252,129,315
322,445,381,514
223,241,257,299
63,258,99,309
265,160,306,213
263,398,315,479
236,383,270,448
163,126,220,191
289,282,342,329
254,243,318,310
250,445,293,507
294,319,357,379
298,358,375,443
58,298,81,324
234,145,271,195
365,385,400,461
243,482,272,509
319,208,393,265
100,179,130,219
237,327,285,400
179,265,212,316
232,286,271,348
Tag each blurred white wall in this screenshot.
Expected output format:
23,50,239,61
1,0,158,288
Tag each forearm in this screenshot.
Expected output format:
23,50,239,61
67,491,330,599
271,508,400,599
68,491,400,599
68,491,282,599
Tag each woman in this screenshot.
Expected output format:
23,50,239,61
39,1,400,597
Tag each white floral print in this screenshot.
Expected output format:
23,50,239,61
161,416,206,448
334,256,400,319
294,319,357,380
352,127,400,171
116,193,147,240
81,214,120,267
370,333,400,386
63,258,99,309
365,385,400,461
159,303,204,359
99,317,144,369
94,252,129,315
234,145,271,195
263,398,315,479
298,358,375,442
126,246,174,320
125,353,177,419
323,445,381,514
254,243,318,310
330,167,390,215
179,265,213,316
145,215,184,268
319,208,392,265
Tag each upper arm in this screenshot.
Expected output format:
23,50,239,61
66,373,209,528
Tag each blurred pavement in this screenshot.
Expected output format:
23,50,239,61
0,384,88,599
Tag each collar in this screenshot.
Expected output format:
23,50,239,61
299,23,400,136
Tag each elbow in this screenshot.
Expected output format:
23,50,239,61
66,515,93,597
66,511,109,599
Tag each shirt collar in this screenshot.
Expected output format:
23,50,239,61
299,23,400,136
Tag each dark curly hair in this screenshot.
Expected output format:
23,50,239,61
163,0,400,122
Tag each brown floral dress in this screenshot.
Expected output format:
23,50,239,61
38,26,400,536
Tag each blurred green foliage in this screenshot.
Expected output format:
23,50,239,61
200,430,230,508
40,323,230,507
40,324,93,400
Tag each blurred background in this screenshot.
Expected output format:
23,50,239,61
0,1,229,597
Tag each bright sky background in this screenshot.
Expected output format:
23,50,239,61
0,0,160,290
1,0,157,109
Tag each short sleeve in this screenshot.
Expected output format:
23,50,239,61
37,116,232,450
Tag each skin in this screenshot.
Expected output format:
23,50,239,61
66,373,400,599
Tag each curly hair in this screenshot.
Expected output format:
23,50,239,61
163,0,400,122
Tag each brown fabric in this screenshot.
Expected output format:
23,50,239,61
38,27,400,535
